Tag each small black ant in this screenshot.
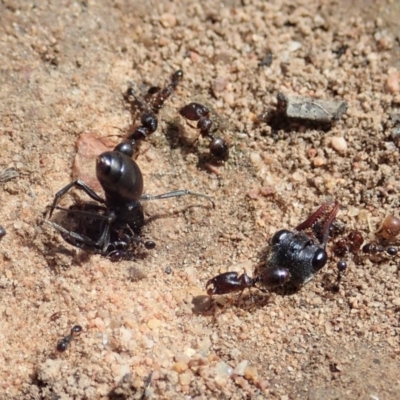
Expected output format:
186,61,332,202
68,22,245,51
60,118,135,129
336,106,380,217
46,141,213,259
179,102,229,161
57,325,82,352
206,201,339,302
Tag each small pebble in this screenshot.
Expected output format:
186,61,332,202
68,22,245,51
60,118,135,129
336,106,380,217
288,41,302,52
392,298,400,307
244,365,258,381
160,13,176,28
214,361,233,378
233,360,249,376
330,136,348,154
250,152,263,168
179,371,192,386
120,328,132,345
173,361,188,373
147,318,162,330
385,71,400,94
312,156,326,167
212,76,228,94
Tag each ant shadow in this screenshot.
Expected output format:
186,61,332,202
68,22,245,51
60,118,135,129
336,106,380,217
46,202,212,263
191,292,269,317
164,120,225,171
191,284,300,318
144,203,213,225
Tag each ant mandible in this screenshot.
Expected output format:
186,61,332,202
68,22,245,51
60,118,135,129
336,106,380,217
206,201,339,301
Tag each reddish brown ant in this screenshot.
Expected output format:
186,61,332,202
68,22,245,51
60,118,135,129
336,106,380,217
179,102,229,161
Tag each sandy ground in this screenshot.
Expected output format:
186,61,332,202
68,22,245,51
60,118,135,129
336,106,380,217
1,0,400,399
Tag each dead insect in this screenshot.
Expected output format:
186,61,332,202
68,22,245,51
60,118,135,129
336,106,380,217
46,141,213,260
277,92,348,124
206,201,339,301
179,102,229,161
332,230,364,258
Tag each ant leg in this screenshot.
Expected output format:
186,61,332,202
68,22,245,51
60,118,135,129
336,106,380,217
44,220,102,247
140,190,215,208
49,180,106,217
44,217,112,253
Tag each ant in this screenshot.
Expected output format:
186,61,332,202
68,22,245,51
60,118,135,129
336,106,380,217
57,325,82,352
47,71,213,260
46,141,214,260
206,201,339,302
145,69,183,113
124,70,183,145
333,215,400,265
179,102,229,161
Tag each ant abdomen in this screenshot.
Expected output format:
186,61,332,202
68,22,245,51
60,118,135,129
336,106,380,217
256,266,291,288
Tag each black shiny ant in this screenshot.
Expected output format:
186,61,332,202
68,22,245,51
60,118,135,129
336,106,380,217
46,141,213,260
179,102,229,161
206,201,339,303
57,325,82,352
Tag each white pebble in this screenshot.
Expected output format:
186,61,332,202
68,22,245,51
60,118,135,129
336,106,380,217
214,361,233,378
233,360,249,376
330,136,347,154
288,41,302,52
